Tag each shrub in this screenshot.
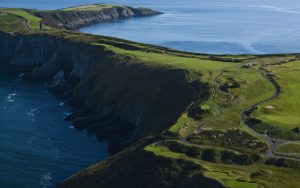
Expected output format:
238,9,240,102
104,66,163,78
266,157,300,170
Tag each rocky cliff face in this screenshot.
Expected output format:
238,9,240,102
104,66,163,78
0,32,103,79
34,6,162,30
0,31,209,153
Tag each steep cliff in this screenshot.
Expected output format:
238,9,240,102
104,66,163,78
0,31,209,153
33,5,162,30
0,7,234,188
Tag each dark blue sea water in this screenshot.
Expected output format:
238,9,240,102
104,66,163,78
1,0,300,54
0,73,108,188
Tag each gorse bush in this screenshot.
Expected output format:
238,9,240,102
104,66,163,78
163,141,262,165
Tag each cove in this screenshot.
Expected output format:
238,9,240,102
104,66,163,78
0,72,108,188
2,0,300,54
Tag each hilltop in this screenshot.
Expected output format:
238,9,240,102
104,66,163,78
0,5,300,188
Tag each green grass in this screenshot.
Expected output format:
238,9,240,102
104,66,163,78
202,66,274,130
167,113,204,137
204,171,258,188
61,4,117,11
95,43,234,82
275,142,300,158
0,12,27,31
252,61,300,139
0,9,41,29
144,144,185,160
227,180,258,188
168,113,189,134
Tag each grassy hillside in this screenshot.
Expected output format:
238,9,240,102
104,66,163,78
1,6,300,188
0,12,26,31
252,61,300,139
0,8,43,30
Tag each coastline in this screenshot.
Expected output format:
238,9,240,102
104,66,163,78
1,4,300,188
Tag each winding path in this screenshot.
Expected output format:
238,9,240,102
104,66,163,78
241,67,300,159
241,70,280,157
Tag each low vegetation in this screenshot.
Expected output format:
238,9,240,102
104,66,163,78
187,129,267,153
266,157,300,170
275,142,300,158
161,140,263,165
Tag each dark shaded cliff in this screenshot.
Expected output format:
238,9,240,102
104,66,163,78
0,31,209,153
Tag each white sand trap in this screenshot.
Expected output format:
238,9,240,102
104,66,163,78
265,105,276,109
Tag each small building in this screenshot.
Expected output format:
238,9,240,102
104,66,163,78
241,63,253,68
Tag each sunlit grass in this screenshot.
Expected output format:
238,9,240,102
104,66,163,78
253,61,300,138
61,4,116,11
0,9,41,29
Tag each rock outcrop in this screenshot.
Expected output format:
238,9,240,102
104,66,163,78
34,6,162,30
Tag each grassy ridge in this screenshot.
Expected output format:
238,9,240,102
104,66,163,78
95,43,233,81
61,4,116,11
